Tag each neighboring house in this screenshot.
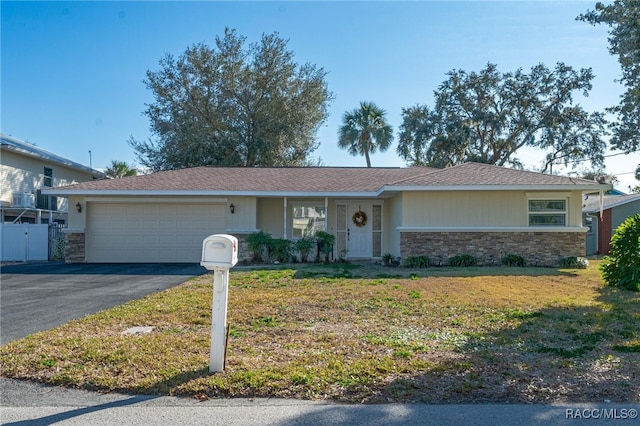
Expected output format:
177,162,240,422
45,162,610,266
583,193,640,255
1,133,104,261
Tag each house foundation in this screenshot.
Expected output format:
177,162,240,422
400,231,586,267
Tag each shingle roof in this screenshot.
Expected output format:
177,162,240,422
583,193,640,214
46,162,608,195
387,162,600,187
49,166,435,193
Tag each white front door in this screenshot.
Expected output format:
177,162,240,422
347,204,372,258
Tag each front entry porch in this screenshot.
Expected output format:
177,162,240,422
252,198,386,262
335,203,382,260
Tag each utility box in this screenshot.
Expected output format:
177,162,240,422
201,234,238,270
12,192,35,208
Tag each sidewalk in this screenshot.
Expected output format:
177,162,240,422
2,378,637,425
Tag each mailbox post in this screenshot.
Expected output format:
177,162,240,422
201,234,238,373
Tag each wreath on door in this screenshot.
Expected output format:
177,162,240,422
352,210,367,227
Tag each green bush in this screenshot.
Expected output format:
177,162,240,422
560,256,589,269
294,237,315,263
382,253,400,266
403,255,430,268
267,238,293,263
315,231,335,263
245,231,272,262
448,253,478,267
502,254,527,267
601,213,640,291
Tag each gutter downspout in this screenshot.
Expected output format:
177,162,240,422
599,190,604,221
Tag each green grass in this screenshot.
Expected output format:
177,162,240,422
1,260,639,403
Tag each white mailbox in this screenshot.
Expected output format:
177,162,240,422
201,234,238,270
201,234,240,373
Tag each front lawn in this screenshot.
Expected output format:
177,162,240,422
1,261,638,403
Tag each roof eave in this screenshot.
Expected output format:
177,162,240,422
2,142,105,178
42,189,381,198
45,184,613,197
378,183,612,194
583,194,640,213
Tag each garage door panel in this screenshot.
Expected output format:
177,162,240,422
87,203,226,263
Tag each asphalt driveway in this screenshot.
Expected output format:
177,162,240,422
0,262,207,345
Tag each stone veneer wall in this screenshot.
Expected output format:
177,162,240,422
65,232,85,263
233,233,253,263
400,231,586,267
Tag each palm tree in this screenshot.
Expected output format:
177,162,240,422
338,101,393,167
105,160,138,178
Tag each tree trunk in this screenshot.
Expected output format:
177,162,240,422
364,150,371,168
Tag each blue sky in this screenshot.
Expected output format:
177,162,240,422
2,0,638,190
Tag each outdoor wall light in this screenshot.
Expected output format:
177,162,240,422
75,202,82,213
229,203,235,214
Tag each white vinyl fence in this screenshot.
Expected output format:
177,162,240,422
1,223,49,262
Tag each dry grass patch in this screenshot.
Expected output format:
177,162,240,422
1,261,639,403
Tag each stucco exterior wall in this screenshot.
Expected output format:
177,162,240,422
400,190,584,228
67,196,86,229
257,198,284,237
1,150,94,209
226,196,257,232
402,191,524,227
567,191,585,227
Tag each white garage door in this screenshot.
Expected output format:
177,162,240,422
87,203,226,263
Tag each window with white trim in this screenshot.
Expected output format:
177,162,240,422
528,199,567,226
292,205,326,238
43,167,53,187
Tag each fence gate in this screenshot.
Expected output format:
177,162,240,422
1,223,49,262
49,223,66,260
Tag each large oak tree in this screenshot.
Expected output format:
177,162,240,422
579,0,640,154
579,0,639,189
396,62,608,172
129,28,333,171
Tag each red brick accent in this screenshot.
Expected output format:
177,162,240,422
400,231,586,267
